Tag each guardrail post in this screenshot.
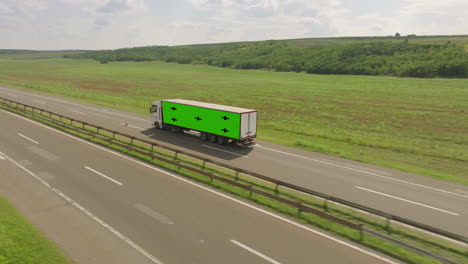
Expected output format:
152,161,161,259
297,204,302,216
177,161,181,170
235,171,239,181
324,199,328,211
174,151,178,160
113,132,116,140
202,160,206,170
386,217,392,234
150,143,154,156
274,184,279,194
359,225,364,241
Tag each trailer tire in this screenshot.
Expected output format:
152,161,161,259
209,134,217,143
216,136,226,145
170,126,178,133
201,132,208,141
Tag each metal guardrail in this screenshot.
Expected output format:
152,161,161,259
1,96,465,264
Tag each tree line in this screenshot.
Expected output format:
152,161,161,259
66,40,468,78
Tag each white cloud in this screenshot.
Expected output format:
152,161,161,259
96,0,143,13
0,3,14,15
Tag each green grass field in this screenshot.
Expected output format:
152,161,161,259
0,196,71,264
0,56,466,185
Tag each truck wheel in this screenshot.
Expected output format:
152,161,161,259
154,122,161,129
209,134,217,143
216,136,226,145
201,132,208,141
170,126,178,133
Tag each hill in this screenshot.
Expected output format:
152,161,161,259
0,50,85,60
67,35,468,78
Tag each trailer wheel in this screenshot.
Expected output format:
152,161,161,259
170,126,178,133
216,136,226,145
209,134,217,143
201,132,208,141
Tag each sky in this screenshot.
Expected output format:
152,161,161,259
0,0,467,50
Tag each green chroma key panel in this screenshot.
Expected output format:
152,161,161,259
162,101,241,139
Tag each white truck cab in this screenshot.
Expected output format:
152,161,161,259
149,101,162,128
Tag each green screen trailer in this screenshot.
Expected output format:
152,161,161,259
150,99,257,146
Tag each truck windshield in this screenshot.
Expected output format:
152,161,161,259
150,106,157,113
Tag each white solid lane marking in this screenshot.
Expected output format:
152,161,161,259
202,145,249,158
356,186,459,216
231,240,281,264
18,133,39,144
7,94,18,97
69,109,87,115
0,151,164,264
33,100,47,104
84,166,123,186
0,153,5,160
134,203,174,225
120,123,145,130
1,109,398,264
257,145,468,199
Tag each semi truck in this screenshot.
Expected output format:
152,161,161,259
150,99,257,146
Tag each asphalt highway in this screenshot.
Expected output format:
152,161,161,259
0,105,395,264
1,86,467,237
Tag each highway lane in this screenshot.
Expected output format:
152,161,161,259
0,109,395,263
0,154,157,264
1,86,467,236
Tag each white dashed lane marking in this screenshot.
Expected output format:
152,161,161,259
231,240,281,264
18,133,39,144
84,166,124,186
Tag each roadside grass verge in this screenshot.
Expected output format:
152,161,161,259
2,103,466,264
0,58,466,185
0,196,72,264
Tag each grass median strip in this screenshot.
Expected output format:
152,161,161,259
1,102,466,264
0,196,72,264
